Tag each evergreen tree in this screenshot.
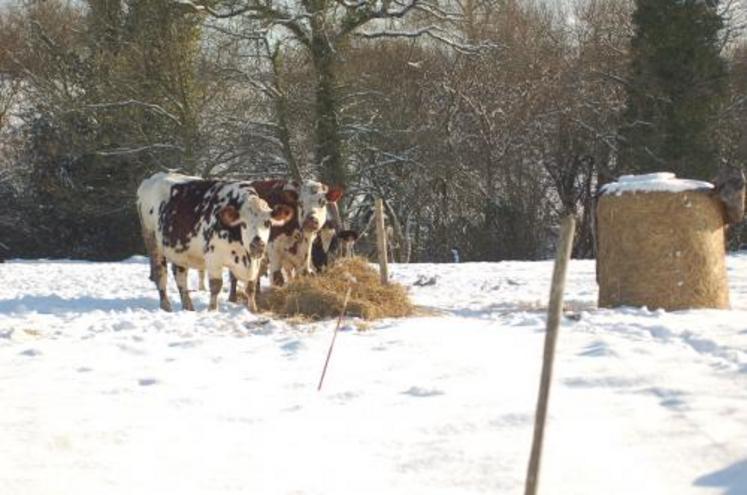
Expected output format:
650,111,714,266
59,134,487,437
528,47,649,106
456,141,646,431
620,0,726,179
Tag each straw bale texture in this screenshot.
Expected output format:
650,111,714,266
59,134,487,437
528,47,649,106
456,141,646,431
257,257,414,320
597,190,730,310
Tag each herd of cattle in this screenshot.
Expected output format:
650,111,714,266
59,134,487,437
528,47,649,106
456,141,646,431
136,172,358,312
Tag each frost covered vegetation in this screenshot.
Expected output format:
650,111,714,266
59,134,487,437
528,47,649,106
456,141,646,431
0,0,746,260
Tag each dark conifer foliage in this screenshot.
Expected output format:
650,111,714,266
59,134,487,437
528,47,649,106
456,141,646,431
620,0,727,179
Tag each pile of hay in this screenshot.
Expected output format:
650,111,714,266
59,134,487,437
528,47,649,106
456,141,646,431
258,257,414,320
597,178,730,310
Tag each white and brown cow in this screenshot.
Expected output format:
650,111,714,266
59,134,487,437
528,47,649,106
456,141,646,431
137,172,293,312
311,220,359,272
224,179,343,301
256,179,342,284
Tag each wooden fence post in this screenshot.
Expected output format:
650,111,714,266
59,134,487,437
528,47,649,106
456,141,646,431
375,198,389,284
524,215,576,495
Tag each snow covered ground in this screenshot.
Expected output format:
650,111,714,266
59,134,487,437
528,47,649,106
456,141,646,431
1,255,746,494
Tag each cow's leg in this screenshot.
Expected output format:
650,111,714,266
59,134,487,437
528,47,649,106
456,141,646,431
206,265,223,311
154,256,172,312
301,235,315,276
268,252,285,287
228,272,239,303
254,257,266,297
140,228,160,284
198,270,207,291
172,264,194,311
245,277,258,312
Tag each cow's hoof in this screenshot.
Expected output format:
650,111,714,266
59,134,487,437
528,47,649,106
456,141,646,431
184,304,195,311
228,294,238,304
160,302,173,312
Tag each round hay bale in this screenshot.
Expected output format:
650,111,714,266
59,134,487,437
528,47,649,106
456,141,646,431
258,256,414,320
597,173,730,310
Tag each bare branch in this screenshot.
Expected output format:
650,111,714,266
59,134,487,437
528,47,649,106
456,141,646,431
85,100,183,126
95,143,185,156
355,26,483,54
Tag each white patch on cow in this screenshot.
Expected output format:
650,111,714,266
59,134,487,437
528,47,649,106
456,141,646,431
294,181,329,231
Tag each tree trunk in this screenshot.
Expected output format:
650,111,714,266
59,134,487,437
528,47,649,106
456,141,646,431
310,35,345,188
270,48,302,182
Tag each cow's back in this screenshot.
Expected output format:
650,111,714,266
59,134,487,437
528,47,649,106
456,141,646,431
137,172,202,233
159,179,222,251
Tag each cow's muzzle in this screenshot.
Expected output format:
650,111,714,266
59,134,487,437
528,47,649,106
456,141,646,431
303,216,320,232
249,237,266,257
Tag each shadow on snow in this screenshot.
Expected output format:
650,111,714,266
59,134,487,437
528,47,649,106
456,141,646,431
694,459,747,495
0,294,159,314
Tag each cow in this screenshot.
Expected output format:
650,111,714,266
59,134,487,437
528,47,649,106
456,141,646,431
253,179,343,284
311,220,359,272
224,179,343,302
136,172,293,312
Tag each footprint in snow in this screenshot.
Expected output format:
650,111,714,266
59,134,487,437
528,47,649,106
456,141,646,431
168,340,202,349
402,386,444,398
578,341,616,358
138,378,159,386
19,348,42,357
413,275,438,287
280,339,304,356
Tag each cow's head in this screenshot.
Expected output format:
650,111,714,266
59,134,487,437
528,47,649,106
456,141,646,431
219,196,294,258
292,180,343,233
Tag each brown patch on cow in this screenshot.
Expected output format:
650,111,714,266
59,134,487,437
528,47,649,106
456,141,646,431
250,180,298,209
160,180,218,250
219,206,241,227
250,179,301,241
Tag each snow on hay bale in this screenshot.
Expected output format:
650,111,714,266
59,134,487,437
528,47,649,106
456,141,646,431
596,173,730,310
258,256,414,320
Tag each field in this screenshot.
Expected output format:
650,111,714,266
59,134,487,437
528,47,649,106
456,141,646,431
1,256,746,494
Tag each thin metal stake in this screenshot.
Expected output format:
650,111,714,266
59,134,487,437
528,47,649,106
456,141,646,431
317,285,353,391
524,215,576,495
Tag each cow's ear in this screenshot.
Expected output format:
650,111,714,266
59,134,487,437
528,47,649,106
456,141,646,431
270,204,294,226
281,190,299,205
326,186,343,203
219,206,242,227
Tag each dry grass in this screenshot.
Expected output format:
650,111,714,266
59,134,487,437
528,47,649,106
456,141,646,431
597,190,730,310
257,257,415,320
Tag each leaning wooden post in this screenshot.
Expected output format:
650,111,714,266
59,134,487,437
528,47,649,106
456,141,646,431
375,198,389,284
524,215,576,495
